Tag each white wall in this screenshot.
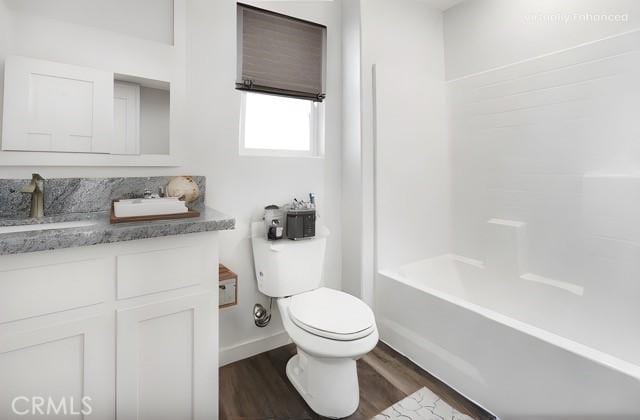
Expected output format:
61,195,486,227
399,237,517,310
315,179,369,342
360,0,450,277
340,0,363,299
444,0,640,80
186,0,343,365
4,0,174,45
0,0,343,364
0,1,10,135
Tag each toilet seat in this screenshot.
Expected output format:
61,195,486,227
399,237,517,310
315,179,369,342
288,288,375,341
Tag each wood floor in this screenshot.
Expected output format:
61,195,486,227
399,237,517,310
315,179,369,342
219,342,495,420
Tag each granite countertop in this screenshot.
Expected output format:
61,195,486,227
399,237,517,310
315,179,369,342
0,207,235,256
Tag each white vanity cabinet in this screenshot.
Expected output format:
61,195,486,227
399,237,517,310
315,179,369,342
0,232,219,420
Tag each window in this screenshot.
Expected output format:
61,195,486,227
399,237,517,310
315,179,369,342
240,92,323,157
236,3,326,157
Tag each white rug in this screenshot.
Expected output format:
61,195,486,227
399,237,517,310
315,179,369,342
373,387,474,420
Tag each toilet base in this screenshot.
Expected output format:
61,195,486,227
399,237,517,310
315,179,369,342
286,348,360,418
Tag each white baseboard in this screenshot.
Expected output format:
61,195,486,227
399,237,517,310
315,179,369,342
219,330,291,367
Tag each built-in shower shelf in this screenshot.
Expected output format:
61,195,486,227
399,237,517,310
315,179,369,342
487,218,525,227
450,254,485,268
520,272,584,296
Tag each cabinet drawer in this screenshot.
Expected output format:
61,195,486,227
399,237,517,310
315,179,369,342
116,245,208,299
0,258,113,324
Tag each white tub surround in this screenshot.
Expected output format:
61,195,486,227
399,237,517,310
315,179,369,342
370,14,640,419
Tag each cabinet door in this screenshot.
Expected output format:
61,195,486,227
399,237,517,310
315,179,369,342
117,292,217,420
0,315,115,420
113,81,140,155
2,55,113,153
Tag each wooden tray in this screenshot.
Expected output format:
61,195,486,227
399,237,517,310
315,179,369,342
110,200,200,224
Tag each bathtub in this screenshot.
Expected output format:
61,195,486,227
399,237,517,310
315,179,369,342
377,255,640,419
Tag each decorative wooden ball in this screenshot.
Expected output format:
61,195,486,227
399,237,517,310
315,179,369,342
166,176,200,204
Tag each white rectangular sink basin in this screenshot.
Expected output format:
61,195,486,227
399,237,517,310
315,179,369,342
114,197,187,218
0,220,96,234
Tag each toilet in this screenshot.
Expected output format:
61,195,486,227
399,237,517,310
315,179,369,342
251,222,378,418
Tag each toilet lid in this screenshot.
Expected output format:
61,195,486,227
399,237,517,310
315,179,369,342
288,288,376,341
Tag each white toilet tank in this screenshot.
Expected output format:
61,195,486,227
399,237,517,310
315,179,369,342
251,221,328,297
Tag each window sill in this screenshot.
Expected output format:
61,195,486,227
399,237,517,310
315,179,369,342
239,149,324,159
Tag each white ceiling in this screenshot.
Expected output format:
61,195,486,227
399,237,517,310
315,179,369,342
418,0,466,11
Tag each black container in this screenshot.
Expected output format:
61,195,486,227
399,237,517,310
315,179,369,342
286,209,316,240
267,221,284,240
264,204,284,240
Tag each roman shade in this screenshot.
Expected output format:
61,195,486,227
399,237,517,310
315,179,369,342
236,3,327,102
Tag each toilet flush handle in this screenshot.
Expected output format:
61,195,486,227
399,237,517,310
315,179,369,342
269,244,283,252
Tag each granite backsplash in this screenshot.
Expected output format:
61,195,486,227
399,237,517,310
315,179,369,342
0,176,206,219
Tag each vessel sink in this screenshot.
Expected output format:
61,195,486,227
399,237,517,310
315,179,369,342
0,220,96,234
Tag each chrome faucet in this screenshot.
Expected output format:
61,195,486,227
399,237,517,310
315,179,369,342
22,173,45,218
